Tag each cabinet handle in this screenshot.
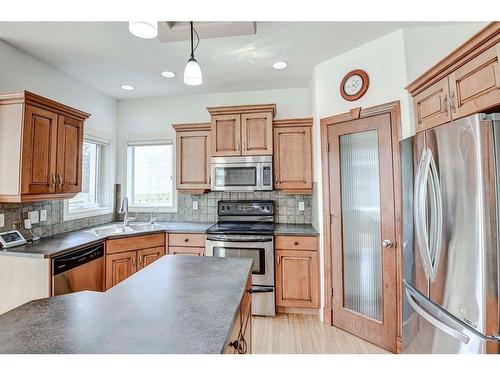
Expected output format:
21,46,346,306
132,255,136,266
57,174,63,188
228,340,239,350
277,256,281,265
50,174,56,187
139,255,143,265
442,95,449,116
449,91,457,113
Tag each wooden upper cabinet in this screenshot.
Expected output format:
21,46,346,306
56,116,84,193
207,104,276,156
0,91,90,202
211,114,241,156
412,77,452,133
448,44,500,119
273,119,313,194
173,123,211,194
407,22,500,133
241,112,273,155
22,105,59,195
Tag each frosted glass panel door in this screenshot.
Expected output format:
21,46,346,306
340,130,382,321
326,111,397,352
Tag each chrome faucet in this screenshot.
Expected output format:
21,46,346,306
119,197,135,226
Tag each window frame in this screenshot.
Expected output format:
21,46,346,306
126,139,177,213
63,135,113,221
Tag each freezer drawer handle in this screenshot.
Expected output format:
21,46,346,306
405,285,470,344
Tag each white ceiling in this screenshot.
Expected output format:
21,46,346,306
0,22,464,99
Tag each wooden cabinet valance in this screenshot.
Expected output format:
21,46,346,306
407,22,500,133
0,91,90,202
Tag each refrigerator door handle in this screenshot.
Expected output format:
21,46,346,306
414,149,434,281
405,283,470,344
428,150,443,278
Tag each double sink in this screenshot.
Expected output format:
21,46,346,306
87,223,166,237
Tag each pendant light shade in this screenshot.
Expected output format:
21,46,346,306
184,57,203,86
129,21,158,39
184,22,203,86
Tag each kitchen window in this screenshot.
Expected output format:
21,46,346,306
126,140,175,211
64,135,113,220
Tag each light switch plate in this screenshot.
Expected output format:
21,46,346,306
40,210,47,222
298,201,305,211
193,201,199,210
28,210,39,224
0,213,4,228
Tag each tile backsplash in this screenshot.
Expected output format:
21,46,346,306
117,185,313,225
0,186,312,241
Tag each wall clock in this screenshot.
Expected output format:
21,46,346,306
340,69,369,101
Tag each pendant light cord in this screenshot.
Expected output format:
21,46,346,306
190,21,200,58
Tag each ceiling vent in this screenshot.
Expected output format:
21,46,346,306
157,21,256,43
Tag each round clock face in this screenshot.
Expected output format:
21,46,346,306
344,74,363,96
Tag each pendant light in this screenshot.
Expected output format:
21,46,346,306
184,21,203,86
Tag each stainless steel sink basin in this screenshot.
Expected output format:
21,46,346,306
87,223,165,237
87,225,135,237
127,223,165,232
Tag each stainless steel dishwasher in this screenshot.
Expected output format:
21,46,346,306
52,243,105,296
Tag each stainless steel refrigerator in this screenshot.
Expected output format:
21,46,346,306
401,113,500,354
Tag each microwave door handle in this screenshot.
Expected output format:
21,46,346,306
256,163,262,190
405,283,470,344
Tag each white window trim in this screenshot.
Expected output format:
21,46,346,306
126,138,177,213
63,134,114,221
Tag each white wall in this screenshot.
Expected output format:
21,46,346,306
116,87,311,184
0,40,118,195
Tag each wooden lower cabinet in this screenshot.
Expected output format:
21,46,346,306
168,233,205,256
138,246,165,270
105,234,166,290
224,276,252,354
105,251,137,290
275,236,319,311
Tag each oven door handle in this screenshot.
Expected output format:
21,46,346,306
206,235,273,242
247,287,274,294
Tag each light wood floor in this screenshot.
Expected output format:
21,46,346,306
252,313,390,354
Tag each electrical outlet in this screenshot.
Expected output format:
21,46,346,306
298,201,305,211
0,213,4,228
40,210,47,222
28,211,39,224
192,201,198,210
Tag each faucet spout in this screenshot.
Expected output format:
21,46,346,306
119,197,133,226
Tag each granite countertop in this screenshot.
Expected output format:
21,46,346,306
0,221,318,259
0,221,214,259
274,224,319,236
0,256,252,354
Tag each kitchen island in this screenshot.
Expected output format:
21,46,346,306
0,256,252,354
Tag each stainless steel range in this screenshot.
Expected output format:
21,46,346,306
205,200,275,316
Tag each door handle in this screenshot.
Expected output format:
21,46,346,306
247,287,274,294
382,239,393,248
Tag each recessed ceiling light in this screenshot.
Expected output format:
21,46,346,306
161,71,176,79
121,84,135,91
272,61,288,70
128,21,158,39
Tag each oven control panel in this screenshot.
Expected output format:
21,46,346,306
218,200,274,216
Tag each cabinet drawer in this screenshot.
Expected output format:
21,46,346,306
169,233,205,247
275,235,317,251
106,233,165,255
168,246,204,256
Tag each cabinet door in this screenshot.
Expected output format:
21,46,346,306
449,44,500,119
138,246,165,270
56,116,84,194
176,130,211,191
412,77,452,133
274,126,312,191
276,249,319,308
21,105,58,194
241,112,273,155
211,114,241,156
105,251,137,289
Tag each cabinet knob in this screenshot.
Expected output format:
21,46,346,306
184,238,189,242
294,241,299,246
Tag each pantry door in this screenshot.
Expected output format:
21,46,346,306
324,107,398,353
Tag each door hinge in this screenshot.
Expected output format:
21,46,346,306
327,142,330,153
329,214,332,225
331,287,334,297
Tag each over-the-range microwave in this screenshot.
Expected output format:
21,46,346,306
210,155,273,191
